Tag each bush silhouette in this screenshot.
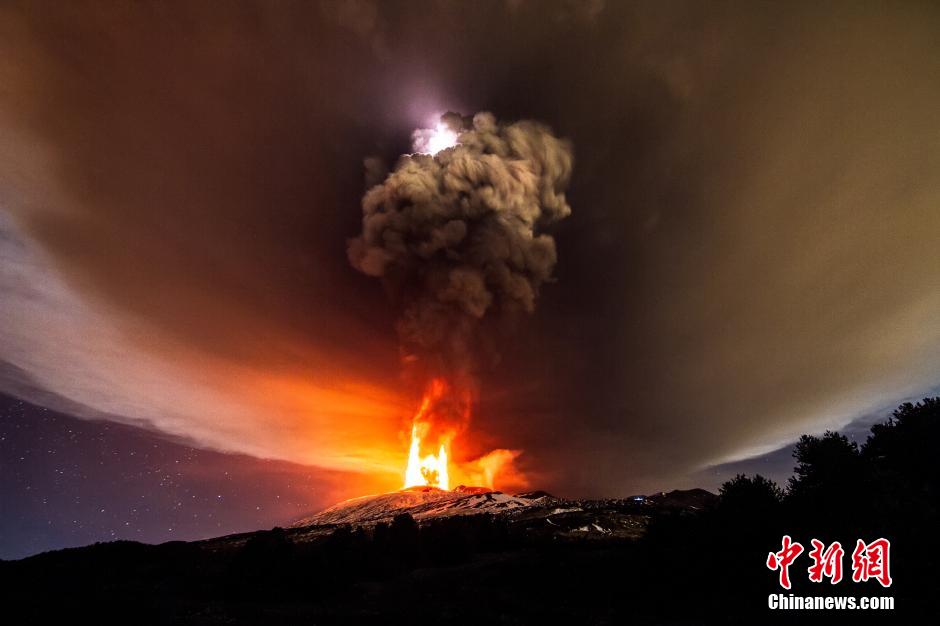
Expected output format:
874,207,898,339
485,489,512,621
719,473,783,513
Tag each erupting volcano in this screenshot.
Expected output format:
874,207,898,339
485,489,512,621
348,111,573,494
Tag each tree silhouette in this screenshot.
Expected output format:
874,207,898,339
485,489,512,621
789,431,861,491
719,473,783,513
864,397,940,501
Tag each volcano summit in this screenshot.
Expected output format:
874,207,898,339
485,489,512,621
291,486,549,527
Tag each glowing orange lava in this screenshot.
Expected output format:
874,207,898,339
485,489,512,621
400,378,526,492
402,379,463,490
404,423,449,490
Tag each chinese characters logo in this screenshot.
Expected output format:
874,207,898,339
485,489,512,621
767,536,892,589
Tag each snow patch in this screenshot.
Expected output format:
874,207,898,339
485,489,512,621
291,487,537,527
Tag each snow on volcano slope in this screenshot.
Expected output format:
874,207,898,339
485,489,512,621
291,486,548,527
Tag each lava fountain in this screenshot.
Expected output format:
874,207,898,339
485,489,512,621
404,423,449,490
401,378,470,490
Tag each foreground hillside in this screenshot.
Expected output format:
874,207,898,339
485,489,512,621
2,398,939,625
284,485,716,539
184,486,710,554
1,482,932,624
0,488,725,624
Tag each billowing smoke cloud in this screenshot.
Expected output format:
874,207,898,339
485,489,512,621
348,111,573,379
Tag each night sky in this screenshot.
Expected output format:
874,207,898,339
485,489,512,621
0,393,351,559
1,1,939,559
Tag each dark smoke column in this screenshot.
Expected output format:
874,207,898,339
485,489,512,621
348,111,573,386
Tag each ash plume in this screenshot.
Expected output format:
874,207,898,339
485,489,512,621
348,112,573,380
